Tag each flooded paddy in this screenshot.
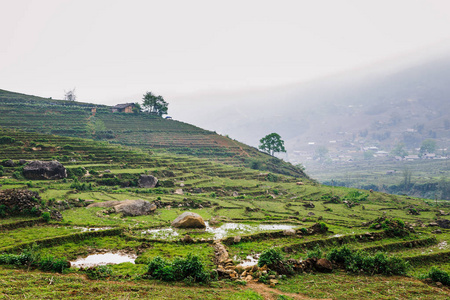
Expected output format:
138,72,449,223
73,226,113,232
141,222,297,240
70,252,137,268
237,255,259,267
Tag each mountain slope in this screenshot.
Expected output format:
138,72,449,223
171,53,450,160
0,89,305,178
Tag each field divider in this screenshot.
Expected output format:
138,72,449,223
278,231,388,253
404,249,450,266
0,228,123,253
357,236,437,253
0,218,46,231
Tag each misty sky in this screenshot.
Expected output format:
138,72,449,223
2,0,450,110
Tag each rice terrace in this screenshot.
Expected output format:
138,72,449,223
0,90,448,300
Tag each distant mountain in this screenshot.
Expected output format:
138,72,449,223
172,53,450,165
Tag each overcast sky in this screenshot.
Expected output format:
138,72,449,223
2,0,450,107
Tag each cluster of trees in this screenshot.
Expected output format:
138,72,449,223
141,92,168,116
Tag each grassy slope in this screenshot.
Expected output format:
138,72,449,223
0,128,449,299
0,89,305,178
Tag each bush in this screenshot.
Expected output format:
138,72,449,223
0,246,69,273
258,248,284,267
0,136,15,144
38,255,69,273
370,218,409,237
147,254,210,283
326,246,408,276
41,211,51,222
266,173,278,182
344,191,368,202
85,265,112,279
12,171,23,179
423,267,450,286
306,246,323,259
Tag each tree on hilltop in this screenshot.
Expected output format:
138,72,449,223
64,88,76,101
259,133,286,156
142,92,168,116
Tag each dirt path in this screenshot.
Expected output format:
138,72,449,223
246,281,332,300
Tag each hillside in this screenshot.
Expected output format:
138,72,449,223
0,89,305,178
0,127,449,299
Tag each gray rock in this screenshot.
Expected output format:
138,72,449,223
3,159,15,167
88,199,156,216
23,160,66,180
283,229,296,236
138,175,158,188
437,219,450,229
315,258,333,273
172,212,206,228
174,189,184,195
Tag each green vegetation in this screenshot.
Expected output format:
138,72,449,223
142,91,168,116
258,248,284,267
147,254,210,283
0,89,305,178
259,133,286,156
0,100,449,299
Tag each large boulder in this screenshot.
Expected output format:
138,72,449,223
315,258,333,273
437,219,450,229
88,199,157,216
138,175,158,188
23,160,67,180
171,212,206,228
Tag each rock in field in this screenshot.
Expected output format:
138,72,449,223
88,199,156,216
138,175,158,188
23,160,67,180
315,258,333,273
171,212,206,228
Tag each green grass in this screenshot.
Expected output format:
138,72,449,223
1,125,450,299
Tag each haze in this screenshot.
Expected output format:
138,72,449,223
2,0,450,110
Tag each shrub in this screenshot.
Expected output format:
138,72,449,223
327,245,353,265
306,246,323,259
12,171,23,179
423,267,450,286
41,211,51,222
258,248,284,267
0,136,15,144
326,246,408,276
266,173,278,182
85,265,112,279
38,255,69,273
344,191,368,202
147,254,210,283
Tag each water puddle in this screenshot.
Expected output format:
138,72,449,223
238,255,259,267
70,252,137,268
331,234,343,238
141,222,296,240
73,226,113,232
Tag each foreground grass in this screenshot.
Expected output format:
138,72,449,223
278,270,450,300
0,267,252,300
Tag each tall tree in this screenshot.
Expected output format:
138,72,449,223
142,92,168,116
259,133,286,156
64,88,76,101
420,139,437,155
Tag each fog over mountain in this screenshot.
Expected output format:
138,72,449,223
170,50,450,165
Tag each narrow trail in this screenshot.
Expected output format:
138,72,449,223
246,281,332,300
